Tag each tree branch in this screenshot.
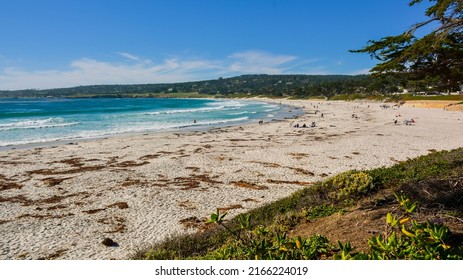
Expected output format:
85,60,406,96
406,17,440,36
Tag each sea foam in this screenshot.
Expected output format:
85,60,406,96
0,98,288,147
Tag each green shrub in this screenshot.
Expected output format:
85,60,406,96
200,193,463,260
304,204,340,220
336,194,463,260
204,209,334,260
367,149,462,190
322,170,375,200
273,211,305,232
203,230,333,260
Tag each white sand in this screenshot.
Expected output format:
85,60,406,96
0,99,462,259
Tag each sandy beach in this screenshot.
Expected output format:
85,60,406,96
402,100,463,111
1,99,462,260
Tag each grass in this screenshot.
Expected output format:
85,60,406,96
134,147,463,260
400,94,463,101
68,91,463,104
322,93,463,102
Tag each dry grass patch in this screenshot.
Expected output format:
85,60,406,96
290,153,309,159
250,161,282,168
179,216,204,229
243,198,259,203
98,216,127,233
174,174,222,190
288,167,315,176
266,179,313,186
178,200,197,210
218,204,243,212
231,181,268,190
0,174,23,191
113,160,150,168
58,157,85,167
185,166,201,172
82,208,105,214
139,154,160,160
28,165,106,175
107,202,129,209
40,249,69,260
42,177,72,187
17,213,75,220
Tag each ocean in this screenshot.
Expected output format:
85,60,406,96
0,98,298,147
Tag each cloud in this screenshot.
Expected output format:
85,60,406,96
227,51,296,74
0,50,316,90
0,57,222,90
117,52,152,65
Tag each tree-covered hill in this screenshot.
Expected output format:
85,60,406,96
0,74,406,99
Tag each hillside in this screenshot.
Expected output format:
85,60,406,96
137,148,463,260
0,74,401,98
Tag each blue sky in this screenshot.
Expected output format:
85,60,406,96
0,0,433,90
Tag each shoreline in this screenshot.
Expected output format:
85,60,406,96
1,99,462,259
0,98,303,152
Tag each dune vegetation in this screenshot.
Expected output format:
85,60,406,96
136,148,463,260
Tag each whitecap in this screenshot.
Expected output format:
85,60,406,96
0,118,79,131
143,106,225,116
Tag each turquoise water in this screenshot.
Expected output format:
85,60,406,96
0,98,295,147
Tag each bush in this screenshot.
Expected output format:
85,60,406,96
336,194,463,260
367,149,462,190
321,170,375,200
204,209,334,260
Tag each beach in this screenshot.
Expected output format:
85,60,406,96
401,100,463,111
1,99,462,260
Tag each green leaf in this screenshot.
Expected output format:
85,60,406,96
386,213,393,224
407,203,417,213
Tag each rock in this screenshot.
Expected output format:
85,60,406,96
102,238,118,247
